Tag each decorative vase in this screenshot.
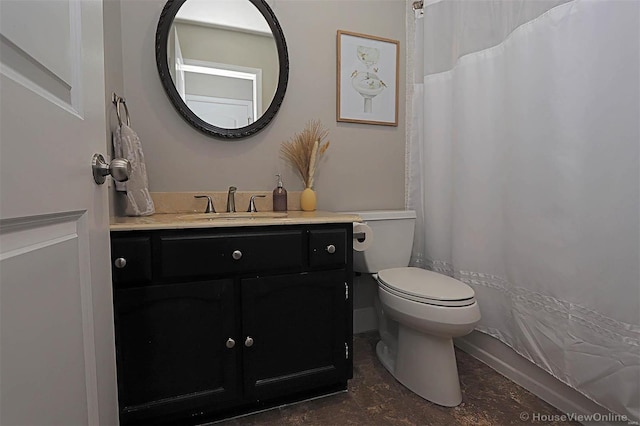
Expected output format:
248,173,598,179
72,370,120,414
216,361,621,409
300,187,317,211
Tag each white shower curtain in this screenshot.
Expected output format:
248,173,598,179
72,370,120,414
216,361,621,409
407,0,639,420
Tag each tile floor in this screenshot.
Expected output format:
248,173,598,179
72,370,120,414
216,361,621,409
216,332,579,425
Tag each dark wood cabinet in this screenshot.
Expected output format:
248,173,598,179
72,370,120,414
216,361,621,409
114,279,239,423
241,270,348,400
111,224,353,425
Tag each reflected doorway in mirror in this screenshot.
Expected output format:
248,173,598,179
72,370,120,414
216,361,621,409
177,59,263,127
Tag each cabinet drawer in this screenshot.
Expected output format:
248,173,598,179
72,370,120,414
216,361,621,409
111,237,152,286
309,229,347,268
159,230,304,279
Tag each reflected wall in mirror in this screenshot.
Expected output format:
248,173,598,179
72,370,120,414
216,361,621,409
156,0,289,139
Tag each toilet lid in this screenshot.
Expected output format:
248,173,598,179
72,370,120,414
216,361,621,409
377,267,475,306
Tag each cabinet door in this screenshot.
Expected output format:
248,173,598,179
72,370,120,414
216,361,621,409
308,228,347,269
241,271,348,400
111,236,152,287
114,279,239,424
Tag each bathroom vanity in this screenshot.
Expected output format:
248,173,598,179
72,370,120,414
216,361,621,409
110,211,358,425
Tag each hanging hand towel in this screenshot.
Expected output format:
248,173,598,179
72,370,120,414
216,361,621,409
113,124,155,216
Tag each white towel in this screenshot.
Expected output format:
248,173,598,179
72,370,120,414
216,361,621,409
112,124,155,216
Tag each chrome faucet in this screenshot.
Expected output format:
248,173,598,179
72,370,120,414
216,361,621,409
194,195,215,213
226,186,237,212
247,195,266,212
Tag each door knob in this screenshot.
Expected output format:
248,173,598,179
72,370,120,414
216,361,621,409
244,336,254,347
226,338,236,349
114,257,127,269
325,244,336,254
92,153,131,185
232,250,242,260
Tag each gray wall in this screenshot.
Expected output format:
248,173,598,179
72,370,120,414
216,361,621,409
111,0,406,212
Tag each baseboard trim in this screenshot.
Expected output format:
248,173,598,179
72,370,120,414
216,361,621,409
353,307,377,334
455,332,623,426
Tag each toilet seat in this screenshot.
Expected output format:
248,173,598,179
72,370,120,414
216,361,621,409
377,267,476,307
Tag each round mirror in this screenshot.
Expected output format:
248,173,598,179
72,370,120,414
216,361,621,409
156,0,289,139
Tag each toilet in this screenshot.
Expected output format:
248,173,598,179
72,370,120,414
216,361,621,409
352,210,481,407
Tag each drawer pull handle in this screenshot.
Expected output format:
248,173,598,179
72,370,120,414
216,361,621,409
244,336,254,347
232,250,243,260
226,338,235,349
114,257,127,269
325,244,336,254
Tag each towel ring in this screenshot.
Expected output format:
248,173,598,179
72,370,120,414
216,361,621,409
112,93,130,127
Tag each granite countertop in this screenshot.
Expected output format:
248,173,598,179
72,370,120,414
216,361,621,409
110,210,362,231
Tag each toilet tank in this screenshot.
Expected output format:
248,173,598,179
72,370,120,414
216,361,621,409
350,210,416,273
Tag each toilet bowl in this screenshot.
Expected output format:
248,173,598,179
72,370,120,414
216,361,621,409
376,267,480,406
350,210,481,407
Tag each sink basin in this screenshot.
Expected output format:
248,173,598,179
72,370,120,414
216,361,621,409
179,212,289,221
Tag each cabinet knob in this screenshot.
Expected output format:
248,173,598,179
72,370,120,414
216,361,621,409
232,250,243,260
114,257,127,269
325,244,336,254
226,338,235,349
244,336,254,347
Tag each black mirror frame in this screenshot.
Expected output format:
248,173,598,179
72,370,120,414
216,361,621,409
155,0,289,140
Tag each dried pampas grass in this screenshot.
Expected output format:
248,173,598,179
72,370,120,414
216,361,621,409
280,120,330,189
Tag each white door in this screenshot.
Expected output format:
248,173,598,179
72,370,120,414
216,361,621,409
0,1,118,425
186,94,253,127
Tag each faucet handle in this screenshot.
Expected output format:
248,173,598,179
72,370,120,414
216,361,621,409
247,195,266,212
194,195,215,213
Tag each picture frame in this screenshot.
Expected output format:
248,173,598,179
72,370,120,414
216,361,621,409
337,30,399,126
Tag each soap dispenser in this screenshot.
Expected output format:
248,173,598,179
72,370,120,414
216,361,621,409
273,174,287,211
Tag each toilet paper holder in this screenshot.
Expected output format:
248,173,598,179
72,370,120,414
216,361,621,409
352,222,373,251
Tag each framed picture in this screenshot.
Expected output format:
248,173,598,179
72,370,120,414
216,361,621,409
337,30,399,126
